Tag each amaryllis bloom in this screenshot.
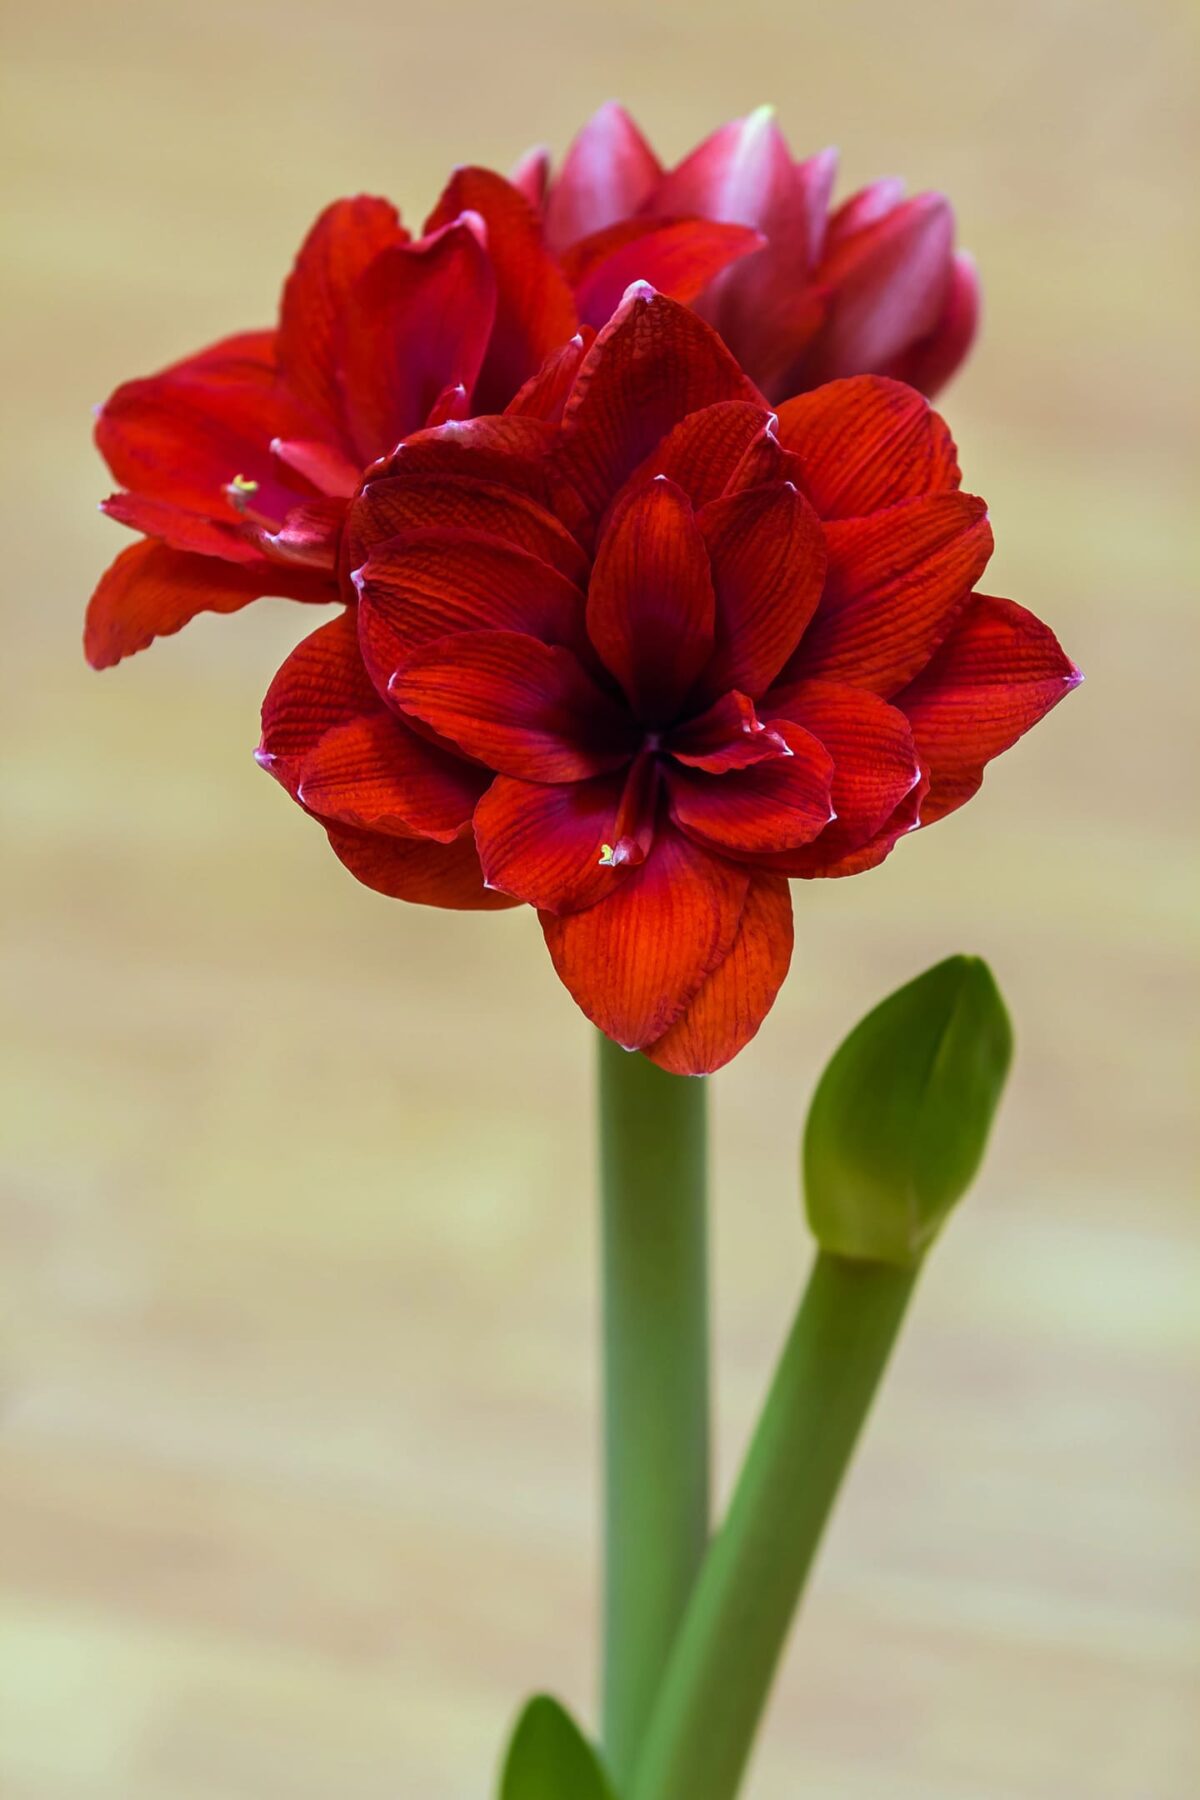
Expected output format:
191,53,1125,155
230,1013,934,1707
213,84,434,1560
256,288,1077,1074
513,103,980,403
84,173,762,671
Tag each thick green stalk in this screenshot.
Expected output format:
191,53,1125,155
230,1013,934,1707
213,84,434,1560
630,1250,918,1800
597,1035,710,1787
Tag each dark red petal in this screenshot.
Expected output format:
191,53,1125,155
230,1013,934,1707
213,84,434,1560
796,492,993,695
698,482,827,699
350,475,587,584
540,827,749,1047
644,874,793,1074
84,539,330,670
667,690,787,772
719,416,807,495
794,771,928,880
504,333,591,423
95,331,317,523
425,168,578,411
277,195,409,436
613,400,773,512
326,821,518,910
885,250,981,398
101,492,260,562
564,217,763,331
474,771,628,912
257,609,382,787
543,103,663,251
295,712,486,841
807,194,956,381
774,375,960,519
390,630,637,781
558,286,763,519
337,220,497,464
362,418,560,533
668,719,834,854
894,593,1080,823
586,478,715,721
752,679,921,874
355,531,587,695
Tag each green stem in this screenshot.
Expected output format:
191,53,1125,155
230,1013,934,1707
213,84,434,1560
629,1250,918,1800
597,1034,710,1788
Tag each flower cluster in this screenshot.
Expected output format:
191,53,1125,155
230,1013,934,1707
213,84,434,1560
86,111,1077,1073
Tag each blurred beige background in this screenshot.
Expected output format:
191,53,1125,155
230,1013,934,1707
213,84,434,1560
3,1,1198,1795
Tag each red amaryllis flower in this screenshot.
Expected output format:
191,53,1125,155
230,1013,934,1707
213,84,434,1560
85,172,762,671
513,103,979,403
256,288,1077,1074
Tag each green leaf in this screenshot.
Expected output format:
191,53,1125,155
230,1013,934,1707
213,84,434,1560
803,955,1013,1267
499,1694,616,1800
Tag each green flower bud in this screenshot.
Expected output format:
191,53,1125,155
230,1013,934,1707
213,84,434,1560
500,1695,614,1800
803,956,1013,1267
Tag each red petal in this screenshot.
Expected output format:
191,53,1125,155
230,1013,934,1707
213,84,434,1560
390,630,637,781
425,168,578,411
540,827,749,1047
260,497,345,570
558,287,763,519
474,771,628,912
667,690,787,772
652,108,796,233
797,492,992,695
270,437,361,499
651,115,835,399
325,821,517,910
543,103,662,251
825,178,906,245
775,375,960,519
885,249,981,398
84,539,329,670
351,474,587,584
363,414,557,500
277,196,409,436
564,217,763,330
586,478,715,721
793,768,929,880
510,144,550,210
720,417,807,495
95,330,317,524
751,679,921,874
355,531,588,695
258,609,382,787
505,333,591,423
612,400,773,512
644,874,793,1074
296,712,486,840
894,593,1080,823
809,499,982,686
337,219,497,464
667,720,834,854
807,194,956,382
698,482,827,699
101,492,260,562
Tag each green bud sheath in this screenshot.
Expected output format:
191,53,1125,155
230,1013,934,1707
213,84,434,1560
499,1695,614,1800
631,956,1015,1800
804,954,1013,1266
